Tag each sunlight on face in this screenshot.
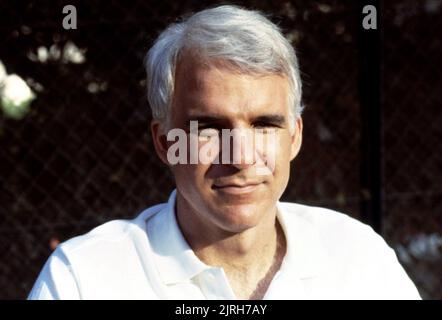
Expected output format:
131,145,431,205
158,55,303,233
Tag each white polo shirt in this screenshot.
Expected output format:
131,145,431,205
28,189,421,300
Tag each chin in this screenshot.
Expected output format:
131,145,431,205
209,202,266,233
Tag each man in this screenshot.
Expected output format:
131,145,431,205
28,5,420,299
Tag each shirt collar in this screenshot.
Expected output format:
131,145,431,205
146,189,210,285
147,189,326,285
276,201,327,279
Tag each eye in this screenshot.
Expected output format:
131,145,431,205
198,124,221,132
253,122,280,132
253,121,278,128
198,127,220,140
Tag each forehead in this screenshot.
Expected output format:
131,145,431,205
172,55,290,120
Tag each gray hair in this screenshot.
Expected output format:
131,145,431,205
144,5,303,128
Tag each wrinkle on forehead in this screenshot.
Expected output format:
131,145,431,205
175,51,286,91
172,53,290,122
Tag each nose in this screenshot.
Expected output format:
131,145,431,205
227,128,256,169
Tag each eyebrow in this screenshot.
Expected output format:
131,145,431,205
186,115,223,124
252,114,286,125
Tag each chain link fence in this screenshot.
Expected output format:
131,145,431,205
0,0,441,299
382,0,442,299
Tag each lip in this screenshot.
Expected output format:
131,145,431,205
212,183,262,195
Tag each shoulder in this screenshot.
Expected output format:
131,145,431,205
59,219,134,253
278,201,391,264
58,203,166,258
29,204,167,299
279,201,376,237
278,202,421,299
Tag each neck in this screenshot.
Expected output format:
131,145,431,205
175,191,287,295
176,194,277,262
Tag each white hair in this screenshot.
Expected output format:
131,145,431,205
144,5,303,128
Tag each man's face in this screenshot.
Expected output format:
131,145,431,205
152,57,302,234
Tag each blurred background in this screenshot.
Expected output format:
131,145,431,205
0,0,441,299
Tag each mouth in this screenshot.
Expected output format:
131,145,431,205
212,182,263,195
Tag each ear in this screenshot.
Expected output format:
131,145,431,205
290,117,303,161
150,120,170,166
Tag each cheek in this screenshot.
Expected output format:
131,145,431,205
277,136,294,163
254,132,292,177
173,163,212,189
279,135,295,170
